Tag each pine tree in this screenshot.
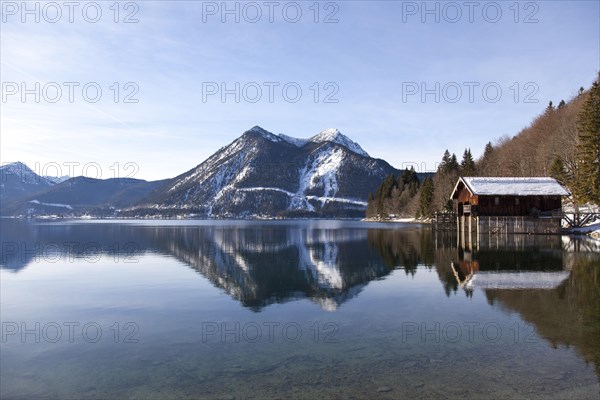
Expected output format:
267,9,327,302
374,185,384,216
398,167,417,188
438,150,451,174
380,174,396,197
418,177,435,217
460,148,476,176
549,157,567,184
406,167,418,184
373,174,396,217
449,154,459,172
574,74,600,204
483,142,493,159
368,169,422,218
367,193,375,217
558,99,566,109
477,142,495,176
408,179,419,197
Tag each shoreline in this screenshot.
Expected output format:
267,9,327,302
362,217,429,224
3,215,597,239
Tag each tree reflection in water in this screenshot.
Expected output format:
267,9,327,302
1,220,599,377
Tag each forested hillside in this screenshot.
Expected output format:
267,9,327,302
367,73,600,219
366,168,421,218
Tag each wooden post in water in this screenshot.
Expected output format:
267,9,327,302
476,216,479,251
468,215,472,250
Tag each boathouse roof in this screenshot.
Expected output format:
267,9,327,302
451,177,571,198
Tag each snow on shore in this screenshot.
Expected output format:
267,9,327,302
569,222,600,240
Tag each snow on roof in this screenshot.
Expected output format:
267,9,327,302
467,271,570,290
453,177,570,197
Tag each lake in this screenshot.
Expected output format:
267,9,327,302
1,219,599,399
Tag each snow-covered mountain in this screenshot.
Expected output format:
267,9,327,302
0,162,53,202
3,127,414,218
0,161,166,216
308,128,370,157
44,175,70,184
129,126,401,217
279,128,369,157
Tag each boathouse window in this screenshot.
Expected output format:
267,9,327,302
494,197,500,205
515,198,520,205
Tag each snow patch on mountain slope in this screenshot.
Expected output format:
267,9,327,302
249,126,282,143
44,175,70,184
306,195,367,206
278,134,309,147
169,139,248,193
238,187,295,196
237,187,367,207
288,189,316,212
303,146,344,197
1,162,53,185
212,152,247,204
235,163,253,183
29,200,73,210
279,129,369,157
310,128,369,157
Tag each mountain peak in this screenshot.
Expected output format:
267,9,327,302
278,133,309,147
309,129,369,157
242,126,370,157
249,125,268,133
129,125,395,218
317,127,341,137
1,161,29,171
0,161,53,187
1,162,70,185
0,161,37,178
246,126,283,143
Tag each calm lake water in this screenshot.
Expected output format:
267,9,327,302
1,219,599,399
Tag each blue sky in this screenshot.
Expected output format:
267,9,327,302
1,0,599,180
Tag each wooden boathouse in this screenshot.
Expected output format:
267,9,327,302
449,177,570,235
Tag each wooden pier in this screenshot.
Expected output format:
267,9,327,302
432,212,457,231
561,212,599,228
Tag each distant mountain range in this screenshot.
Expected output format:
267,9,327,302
1,126,427,218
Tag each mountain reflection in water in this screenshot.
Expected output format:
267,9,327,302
1,220,599,380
